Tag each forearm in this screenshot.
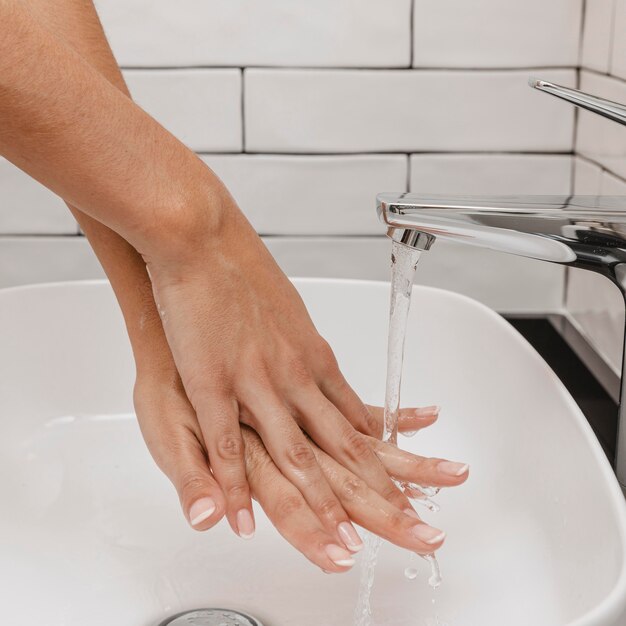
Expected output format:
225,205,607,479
0,0,224,259
19,0,177,374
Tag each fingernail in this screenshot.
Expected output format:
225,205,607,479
411,524,446,545
404,507,420,519
438,461,469,476
236,508,255,540
189,497,216,526
325,544,355,568
415,405,440,418
338,522,364,552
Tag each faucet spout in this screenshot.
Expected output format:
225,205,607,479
378,193,626,491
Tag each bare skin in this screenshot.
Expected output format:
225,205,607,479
0,0,469,569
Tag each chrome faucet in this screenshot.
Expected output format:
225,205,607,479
377,79,626,491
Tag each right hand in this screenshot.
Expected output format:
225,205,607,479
137,180,424,550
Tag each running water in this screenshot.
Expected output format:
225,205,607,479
354,240,440,626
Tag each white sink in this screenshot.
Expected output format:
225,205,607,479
0,279,625,626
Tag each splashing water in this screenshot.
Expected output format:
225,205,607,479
354,241,440,626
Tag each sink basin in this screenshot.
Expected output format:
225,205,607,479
0,278,625,626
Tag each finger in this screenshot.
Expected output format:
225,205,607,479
196,394,255,540
295,390,414,514
152,424,226,531
317,367,382,438
241,426,357,572
311,445,447,555
365,404,440,436
242,389,362,553
366,435,470,488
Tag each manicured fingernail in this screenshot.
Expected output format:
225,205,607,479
325,544,355,568
415,405,440,418
411,524,446,545
236,508,255,540
338,522,363,552
404,507,420,519
189,497,216,526
438,461,469,476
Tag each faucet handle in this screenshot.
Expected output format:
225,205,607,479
530,78,626,127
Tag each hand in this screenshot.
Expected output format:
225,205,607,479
134,369,468,571
140,184,450,550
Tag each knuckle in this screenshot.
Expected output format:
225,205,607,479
389,511,407,533
316,338,339,375
275,494,305,519
340,476,365,502
179,470,209,499
226,482,249,501
215,433,244,462
286,440,316,470
343,429,373,463
317,496,342,519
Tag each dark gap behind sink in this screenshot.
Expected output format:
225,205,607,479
504,317,618,464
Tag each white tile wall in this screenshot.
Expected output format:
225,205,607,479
612,0,626,79
576,71,626,180
0,2,589,318
123,69,242,152
245,69,576,153
413,0,582,68
566,268,624,375
202,154,407,235
0,236,564,314
96,0,412,68
581,0,616,73
410,154,573,194
601,170,626,194
573,156,603,194
0,159,76,235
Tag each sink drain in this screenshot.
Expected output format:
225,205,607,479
159,609,263,626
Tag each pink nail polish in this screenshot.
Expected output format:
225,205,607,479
415,405,440,418
438,461,469,477
411,524,446,545
404,507,420,519
325,544,355,568
338,522,364,552
189,497,216,527
236,508,255,540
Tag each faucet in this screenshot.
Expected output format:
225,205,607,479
377,79,626,491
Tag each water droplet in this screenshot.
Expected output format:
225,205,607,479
404,566,418,580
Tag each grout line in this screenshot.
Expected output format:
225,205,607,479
198,150,574,158
121,64,580,73
608,0,619,75
409,0,415,68
240,68,246,152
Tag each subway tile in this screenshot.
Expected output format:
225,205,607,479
202,154,407,235
0,159,76,235
95,0,411,68
611,0,626,79
264,237,564,313
601,170,626,194
244,69,576,153
410,154,572,195
573,157,603,194
566,268,624,375
123,69,242,152
581,0,616,73
0,237,104,288
577,72,626,180
413,0,582,68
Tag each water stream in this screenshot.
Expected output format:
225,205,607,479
354,240,440,626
